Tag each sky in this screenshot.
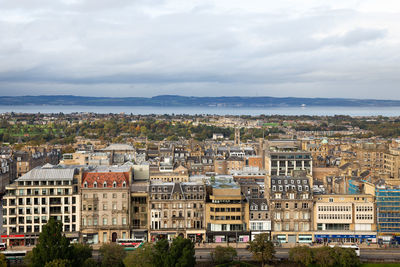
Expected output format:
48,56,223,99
0,0,400,99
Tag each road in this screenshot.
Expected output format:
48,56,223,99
195,248,400,262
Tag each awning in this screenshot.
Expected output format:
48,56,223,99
1,234,25,239
315,234,376,238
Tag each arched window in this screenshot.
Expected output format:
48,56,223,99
93,181,97,188
113,181,117,188
84,182,88,188
103,181,107,188
122,181,126,188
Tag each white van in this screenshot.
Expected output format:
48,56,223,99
329,244,360,256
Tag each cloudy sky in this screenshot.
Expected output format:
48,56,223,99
0,0,399,99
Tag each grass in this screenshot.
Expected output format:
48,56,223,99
361,264,400,267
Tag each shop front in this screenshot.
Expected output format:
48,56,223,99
206,231,250,243
187,230,205,244
250,231,271,241
82,233,99,244
1,234,25,246
150,231,180,242
314,233,376,244
131,230,148,242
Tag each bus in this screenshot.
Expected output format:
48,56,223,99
330,244,360,256
1,250,27,261
116,239,145,251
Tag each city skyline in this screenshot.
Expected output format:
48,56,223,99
0,0,400,99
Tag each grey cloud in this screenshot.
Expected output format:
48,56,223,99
323,28,387,46
0,1,399,99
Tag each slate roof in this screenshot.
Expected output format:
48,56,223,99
18,165,77,181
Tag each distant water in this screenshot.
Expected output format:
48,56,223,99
0,105,400,116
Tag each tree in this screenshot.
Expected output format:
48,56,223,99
123,243,154,267
248,233,275,267
333,247,360,267
166,237,195,267
30,218,73,267
289,246,313,266
71,243,92,267
313,247,336,267
210,246,237,265
82,258,98,267
44,259,72,267
153,239,170,267
0,254,7,267
152,237,195,267
99,243,126,267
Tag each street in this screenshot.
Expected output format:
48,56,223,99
195,248,400,262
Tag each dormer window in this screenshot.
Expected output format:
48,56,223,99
93,182,97,188
84,182,88,188
103,182,107,188
113,181,117,188
122,181,126,188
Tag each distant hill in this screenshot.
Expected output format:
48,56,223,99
1,95,400,107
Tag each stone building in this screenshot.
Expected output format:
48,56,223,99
131,181,149,241
149,181,206,242
267,174,313,244
80,168,131,244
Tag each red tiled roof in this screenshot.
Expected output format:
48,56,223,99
82,172,130,188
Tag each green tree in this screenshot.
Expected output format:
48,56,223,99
313,247,336,267
210,246,237,265
82,258,98,267
71,243,92,267
333,247,360,267
99,243,126,267
123,243,154,267
30,218,73,267
0,254,7,267
153,239,170,267
289,246,313,266
44,259,72,267
248,233,275,267
167,237,195,267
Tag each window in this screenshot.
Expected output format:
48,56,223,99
103,204,107,210
122,181,126,188
112,218,117,225
103,232,108,243
113,181,117,188
103,218,108,225
103,182,107,187
84,182,88,188
122,217,127,225
93,182,97,188
112,193,117,198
